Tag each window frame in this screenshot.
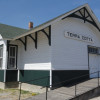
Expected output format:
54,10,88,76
0,45,3,69
7,45,18,69
88,46,99,54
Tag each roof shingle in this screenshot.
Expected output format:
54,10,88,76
0,23,27,39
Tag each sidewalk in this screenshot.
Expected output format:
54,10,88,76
25,78,100,100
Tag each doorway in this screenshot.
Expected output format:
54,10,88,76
8,45,17,69
88,46,100,78
89,54,99,78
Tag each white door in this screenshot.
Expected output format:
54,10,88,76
98,55,100,77
89,54,98,78
8,46,17,69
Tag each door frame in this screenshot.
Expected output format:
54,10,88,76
87,45,100,77
7,44,18,69
87,45,100,70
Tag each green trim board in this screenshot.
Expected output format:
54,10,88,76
0,44,3,47
19,70,50,86
0,70,4,82
6,70,18,82
52,70,89,87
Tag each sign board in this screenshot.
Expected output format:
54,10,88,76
65,31,93,43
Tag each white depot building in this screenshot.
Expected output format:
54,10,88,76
0,4,100,88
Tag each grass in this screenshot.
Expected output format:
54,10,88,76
0,88,41,100
0,89,4,93
0,88,38,99
21,90,31,94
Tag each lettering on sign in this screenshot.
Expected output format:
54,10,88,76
65,31,93,43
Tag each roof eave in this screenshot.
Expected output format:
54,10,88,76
3,37,13,40
85,5,100,31
12,4,100,40
12,4,88,40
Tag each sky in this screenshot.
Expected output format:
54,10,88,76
0,0,100,29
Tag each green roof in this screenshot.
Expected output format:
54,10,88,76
0,23,27,39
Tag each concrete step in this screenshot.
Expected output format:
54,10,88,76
5,82,19,88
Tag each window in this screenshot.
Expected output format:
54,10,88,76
0,45,3,68
8,46,17,69
88,47,98,54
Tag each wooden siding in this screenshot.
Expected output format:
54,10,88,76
0,70,4,82
19,70,50,86
51,18,100,70
52,70,89,87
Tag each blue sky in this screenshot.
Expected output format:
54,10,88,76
0,0,100,29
